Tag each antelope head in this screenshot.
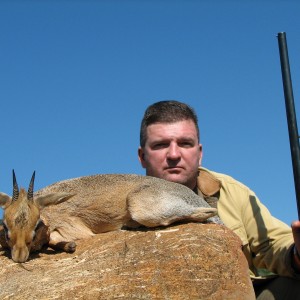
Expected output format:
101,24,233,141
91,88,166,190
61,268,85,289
0,170,74,263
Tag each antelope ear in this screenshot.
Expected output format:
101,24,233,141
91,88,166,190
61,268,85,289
0,192,12,208
34,193,75,209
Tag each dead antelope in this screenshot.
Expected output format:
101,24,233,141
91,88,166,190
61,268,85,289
0,171,222,263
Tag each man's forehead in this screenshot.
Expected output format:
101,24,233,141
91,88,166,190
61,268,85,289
146,121,198,139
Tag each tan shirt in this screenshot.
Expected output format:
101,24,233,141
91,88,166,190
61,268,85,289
198,167,297,280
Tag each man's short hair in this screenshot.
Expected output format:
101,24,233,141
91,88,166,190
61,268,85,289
140,100,200,147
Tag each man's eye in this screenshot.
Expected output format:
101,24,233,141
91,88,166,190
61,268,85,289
179,142,193,148
152,143,168,150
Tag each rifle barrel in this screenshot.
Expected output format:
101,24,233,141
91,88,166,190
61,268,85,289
277,32,300,220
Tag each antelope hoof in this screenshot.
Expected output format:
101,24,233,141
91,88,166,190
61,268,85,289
49,241,77,253
65,241,76,253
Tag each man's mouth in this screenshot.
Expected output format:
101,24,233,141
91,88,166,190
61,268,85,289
165,166,183,172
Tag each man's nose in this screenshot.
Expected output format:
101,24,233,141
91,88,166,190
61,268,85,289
167,144,181,159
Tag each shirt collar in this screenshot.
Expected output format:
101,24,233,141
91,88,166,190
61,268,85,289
197,167,222,196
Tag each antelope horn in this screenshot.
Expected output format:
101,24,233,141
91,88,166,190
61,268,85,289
12,169,19,201
28,171,36,201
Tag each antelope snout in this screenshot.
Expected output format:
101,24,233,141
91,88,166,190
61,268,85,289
11,245,30,263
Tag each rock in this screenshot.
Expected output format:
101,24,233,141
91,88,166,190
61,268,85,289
0,223,255,299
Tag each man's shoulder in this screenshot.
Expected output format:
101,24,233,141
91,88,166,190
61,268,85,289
200,167,239,183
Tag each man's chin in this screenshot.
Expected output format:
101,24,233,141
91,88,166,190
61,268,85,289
162,173,187,185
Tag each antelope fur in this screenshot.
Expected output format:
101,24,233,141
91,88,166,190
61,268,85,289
0,172,221,263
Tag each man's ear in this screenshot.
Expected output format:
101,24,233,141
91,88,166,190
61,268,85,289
198,144,203,166
138,147,147,168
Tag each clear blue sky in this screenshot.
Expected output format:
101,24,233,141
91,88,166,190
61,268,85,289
1,0,300,225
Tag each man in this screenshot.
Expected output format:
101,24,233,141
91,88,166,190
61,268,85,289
138,100,300,299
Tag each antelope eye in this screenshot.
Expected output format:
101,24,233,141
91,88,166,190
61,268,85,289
3,223,8,233
34,220,43,231
32,220,43,241
3,223,10,241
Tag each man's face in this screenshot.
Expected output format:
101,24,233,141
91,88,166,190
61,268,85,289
138,120,202,190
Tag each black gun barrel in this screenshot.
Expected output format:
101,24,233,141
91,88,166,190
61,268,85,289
277,32,300,220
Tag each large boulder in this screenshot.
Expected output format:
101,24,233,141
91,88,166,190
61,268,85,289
0,223,255,299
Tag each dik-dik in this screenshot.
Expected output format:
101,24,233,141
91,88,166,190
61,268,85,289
0,171,222,263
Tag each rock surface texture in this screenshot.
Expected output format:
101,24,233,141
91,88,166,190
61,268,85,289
0,223,255,300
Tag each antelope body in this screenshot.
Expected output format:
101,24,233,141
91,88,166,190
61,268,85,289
0,172,221,263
